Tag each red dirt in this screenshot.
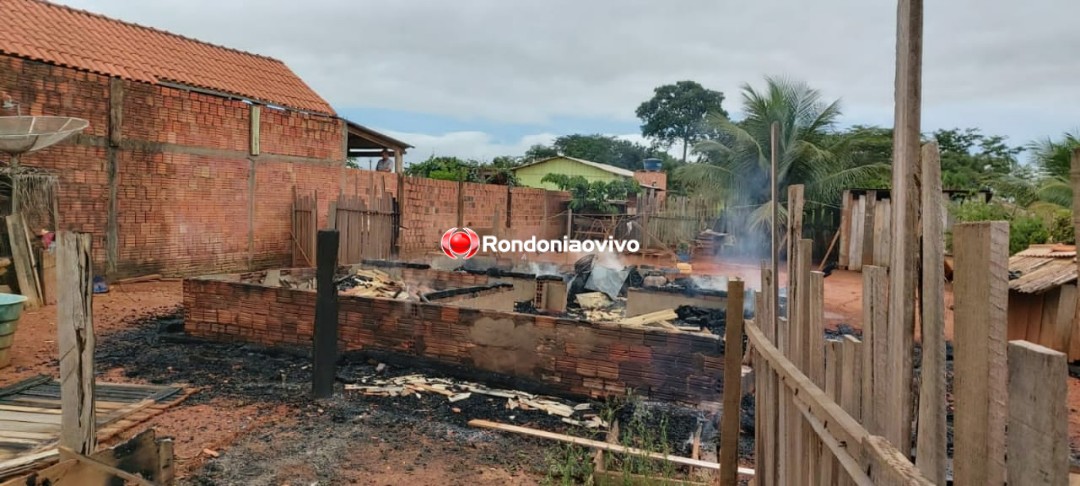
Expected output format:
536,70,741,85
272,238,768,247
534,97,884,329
0,261,1072,480
1,280,182,384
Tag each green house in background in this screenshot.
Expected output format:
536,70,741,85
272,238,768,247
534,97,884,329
512,156,635,190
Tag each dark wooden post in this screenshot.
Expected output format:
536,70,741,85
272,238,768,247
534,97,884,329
312,229,340,399
718,279,745,484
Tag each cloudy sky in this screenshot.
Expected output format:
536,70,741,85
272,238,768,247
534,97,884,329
56,0,1080,164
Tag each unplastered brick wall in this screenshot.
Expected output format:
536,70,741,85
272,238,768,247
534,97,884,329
184,271,725,403
1,54,571,276
398,178,570,256
1,55,351,276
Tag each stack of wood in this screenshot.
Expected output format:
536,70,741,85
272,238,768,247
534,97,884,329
345,373,608,428
338,268,412,300
695,229,724,256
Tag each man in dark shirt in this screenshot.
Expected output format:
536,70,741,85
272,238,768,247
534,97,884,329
375,149,393,172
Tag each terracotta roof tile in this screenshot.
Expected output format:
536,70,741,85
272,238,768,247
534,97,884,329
0,0,335,115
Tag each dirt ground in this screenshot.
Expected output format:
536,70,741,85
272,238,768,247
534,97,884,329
0,255,1070,483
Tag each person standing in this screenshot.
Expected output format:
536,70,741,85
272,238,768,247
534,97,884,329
375,149,393,172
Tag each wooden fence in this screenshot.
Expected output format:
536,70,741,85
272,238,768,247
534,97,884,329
331,191,397,264
291,191,317,268
639,195,720,249
730,149,1070,485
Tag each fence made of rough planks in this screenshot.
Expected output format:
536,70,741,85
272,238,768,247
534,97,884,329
291,191,317,268
332,191,397,264
748,148,1070,485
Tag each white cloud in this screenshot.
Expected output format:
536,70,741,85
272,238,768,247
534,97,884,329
361,131,556,164
53,0,1080,143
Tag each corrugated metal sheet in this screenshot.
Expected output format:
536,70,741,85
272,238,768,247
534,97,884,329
1009,245,1077,294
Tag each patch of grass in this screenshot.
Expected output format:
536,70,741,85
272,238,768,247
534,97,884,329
543,391,688,485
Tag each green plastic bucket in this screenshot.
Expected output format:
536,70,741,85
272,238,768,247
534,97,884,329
0,293,29,368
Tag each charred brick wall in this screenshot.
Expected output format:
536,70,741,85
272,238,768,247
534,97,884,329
183,274,724,404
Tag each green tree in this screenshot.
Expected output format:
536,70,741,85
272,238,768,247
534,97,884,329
677,76,888,238
540,174,640,214
524,134,657,171
932,127,1024,191
636,81,727,163
524,144,559,161
404,156,478,182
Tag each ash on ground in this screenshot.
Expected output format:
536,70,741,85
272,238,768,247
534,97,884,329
96,309,750,484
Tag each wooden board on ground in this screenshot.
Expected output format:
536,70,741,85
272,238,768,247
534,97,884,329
0,376,190,480
0,428,174,486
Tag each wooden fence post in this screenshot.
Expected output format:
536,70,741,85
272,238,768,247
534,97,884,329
57,231,96,456
953,222,1008,485
861,266,887,436
916,142,946,485
1007,341,1068,485
886,0,924,454
719,279,745,485
312,230,340,399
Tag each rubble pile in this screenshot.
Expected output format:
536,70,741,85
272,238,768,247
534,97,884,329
345,373,608,429
571,291,626,322
336,268,421,300
675,305,726,334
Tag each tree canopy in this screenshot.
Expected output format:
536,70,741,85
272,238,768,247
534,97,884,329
636,81,727,163
524,134,657,171
677,76,888,238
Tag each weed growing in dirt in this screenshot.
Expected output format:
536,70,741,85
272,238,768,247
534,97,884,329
542,391,686,485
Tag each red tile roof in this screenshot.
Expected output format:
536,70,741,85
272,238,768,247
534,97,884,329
0,0,336,115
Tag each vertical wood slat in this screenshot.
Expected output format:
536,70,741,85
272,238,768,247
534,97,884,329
886,0,923,456
57,232,96,456
821,340,841,486
6,214,41,309
861,190,877,268
1040,284,1076,354
1071,148,1080,362
719,280,745,485
861,265,888,436
1006,341,1068,486
786,185,805,486
849,196,865,271
839,191,851,269
840,335,863,486
292,192,319,268
953,221,1009,486
805,266,826,485
916,142,947,485
759,265,778,486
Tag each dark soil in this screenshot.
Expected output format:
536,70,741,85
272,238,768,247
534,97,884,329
96,309,736,484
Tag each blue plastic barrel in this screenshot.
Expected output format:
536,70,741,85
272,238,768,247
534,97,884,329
643,158,662,171
0,293,29,368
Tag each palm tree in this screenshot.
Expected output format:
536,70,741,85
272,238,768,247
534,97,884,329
1028,131,1080,179
676,76,888,241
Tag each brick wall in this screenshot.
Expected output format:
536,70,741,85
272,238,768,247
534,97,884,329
0,55,349,276
1,55,572,277
398,178,569,257
184,275,724,403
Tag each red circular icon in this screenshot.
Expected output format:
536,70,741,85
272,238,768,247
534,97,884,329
448,231,472,254
440,227,479,259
